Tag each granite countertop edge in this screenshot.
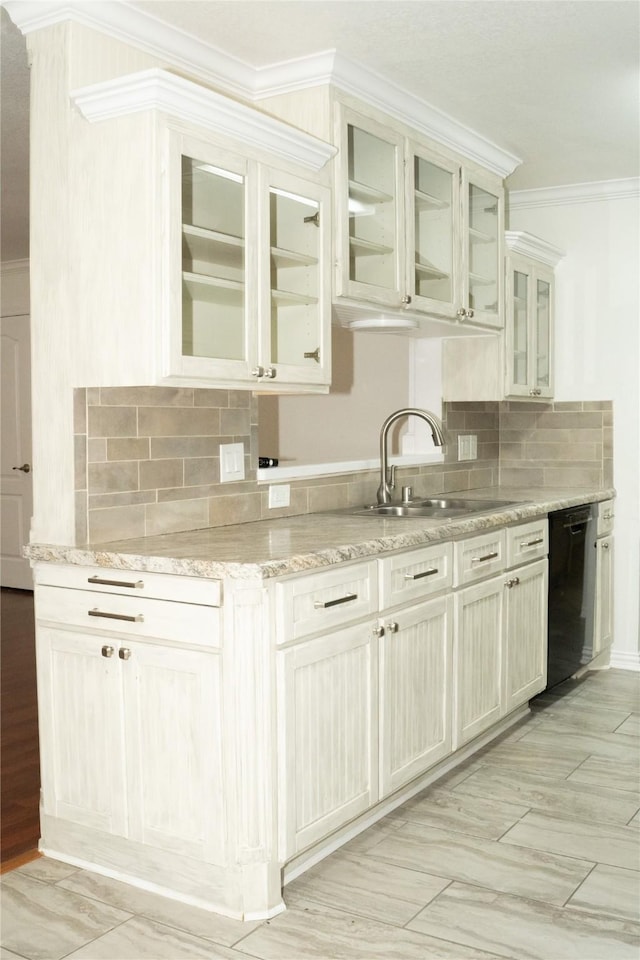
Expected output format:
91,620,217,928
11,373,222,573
25,486,614,581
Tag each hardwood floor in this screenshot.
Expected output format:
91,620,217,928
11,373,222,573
1,587,41,867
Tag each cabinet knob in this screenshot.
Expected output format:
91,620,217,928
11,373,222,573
251,366,264,378
264,366,277,379
466,308,474,318
456,307,467,319
401,295,412,305
602,541,610,550
101,645,114,658
387,621,399,633
505,577,520,588
118,647,132,660
373,625,385,638
12,463,31,473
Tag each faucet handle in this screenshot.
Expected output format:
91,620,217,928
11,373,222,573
402,486,413,503
387,464,397,491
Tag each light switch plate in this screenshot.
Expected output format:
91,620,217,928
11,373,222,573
219,442,245,483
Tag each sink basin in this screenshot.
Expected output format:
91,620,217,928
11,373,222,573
345,498,519,519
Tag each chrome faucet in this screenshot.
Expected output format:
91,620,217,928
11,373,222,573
376,408,445,505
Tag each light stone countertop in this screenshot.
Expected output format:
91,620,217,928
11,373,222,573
25,486,614,581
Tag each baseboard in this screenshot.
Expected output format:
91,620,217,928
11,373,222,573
609,648,640,672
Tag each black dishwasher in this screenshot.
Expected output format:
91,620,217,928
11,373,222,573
544,504,597,691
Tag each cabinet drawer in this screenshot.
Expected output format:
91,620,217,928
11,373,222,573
34,563,221,607
36,585,221,648
596,500,615,537
379,542,453,609
454,530,505,586
276,560,378,643
506,519,548,568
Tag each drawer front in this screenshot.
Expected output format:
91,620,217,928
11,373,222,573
276,560,378,643
506,519,548,568
34,562,221,607
36,585,221,647
454,530,506,586
597,500,615,537
379,542,453,609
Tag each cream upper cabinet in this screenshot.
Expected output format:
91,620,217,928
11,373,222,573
169,131,332,390
504,233,558,399
335,106,504,329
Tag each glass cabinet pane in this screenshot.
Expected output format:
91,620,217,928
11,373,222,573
269,188,320,367
535,278,551,388
414,156,453,303
347,124,397,291
181,158,245,360
512,270,529,386
468,183,499,318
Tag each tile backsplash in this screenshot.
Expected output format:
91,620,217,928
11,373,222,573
74,389,613,544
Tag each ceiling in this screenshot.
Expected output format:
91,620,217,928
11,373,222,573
2,0,639,263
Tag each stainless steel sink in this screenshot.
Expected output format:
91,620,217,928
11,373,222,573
345,498,519,519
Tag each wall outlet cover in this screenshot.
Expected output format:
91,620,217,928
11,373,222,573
220,442,245,482
269,484,290,509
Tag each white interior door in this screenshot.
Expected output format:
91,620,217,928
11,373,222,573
1,314,33,588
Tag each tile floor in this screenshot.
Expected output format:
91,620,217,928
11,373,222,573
2,668,639,960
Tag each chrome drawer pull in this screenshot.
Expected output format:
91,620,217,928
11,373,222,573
521,538,544,547
404,567,439,580
88,575,144,590
314,593,358,609
89,608,144,623
471,551,499,564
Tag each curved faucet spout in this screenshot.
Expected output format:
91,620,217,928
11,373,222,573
376,408,445,505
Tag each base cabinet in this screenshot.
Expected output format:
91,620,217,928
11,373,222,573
379,595,453,796
503,559,548,711
37,625,225,864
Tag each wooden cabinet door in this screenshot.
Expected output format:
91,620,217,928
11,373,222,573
453,575,504,748
594,535,613,656
278,623,377,858
122,642,225,864
37,626,127,835
503,559,548,712
379,595,453,796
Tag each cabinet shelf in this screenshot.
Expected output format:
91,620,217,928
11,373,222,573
469,271,496,287
270,246,318,268
183,271,244,305
414,188,449,211
349,236,394,257
469,227,496,245
349,179,394,206
271,288,318,306
182,224,244,269
415,257,449,281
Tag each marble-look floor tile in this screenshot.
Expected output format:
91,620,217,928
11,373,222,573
408,880,640,960
64,915,252,959
629,810,640,828
530,698,633,733
1,949,28,960
520,724,640,763
285,851,450,925
238,896,504,959
615,713,640,736
500,810,640,870
472,738,588,778
339,813,407,855
568,863,640,922
453,764,640,825
10,856,79,884
0,871,131,960
568,755,640,794
57,869,261,947
387,786,529,839
364,819,593,905
572,685,640,712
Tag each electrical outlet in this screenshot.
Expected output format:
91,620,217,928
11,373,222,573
219,443,245,482
268,484,290,509
457,435,478,462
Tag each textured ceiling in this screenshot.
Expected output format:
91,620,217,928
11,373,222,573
2,0,639,262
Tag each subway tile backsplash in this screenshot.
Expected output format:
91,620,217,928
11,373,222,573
74,389,613,544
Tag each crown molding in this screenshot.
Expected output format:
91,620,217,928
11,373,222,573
504,231,565,267
509,178,640,209
5,0,520,179
70,69,337,172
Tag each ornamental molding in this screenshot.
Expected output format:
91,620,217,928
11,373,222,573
509,178,640,210
504,231,565,267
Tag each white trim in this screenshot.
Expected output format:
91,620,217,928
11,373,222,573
70,69,336,172
257,452,444,484
609,649,640,672
504,231,565,268
5,1,520,179
509,178,640,210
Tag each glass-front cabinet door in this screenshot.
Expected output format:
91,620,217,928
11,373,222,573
461,169,504,329
336,108,404,306
407,144,459,318
261,169,331,386
505,252,554,398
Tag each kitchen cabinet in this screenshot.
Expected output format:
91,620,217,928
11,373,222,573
442,230,563,402
36,618,225,863
170,130,332,390
335,106,504,329
503,558,548,711
593,500,614,657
